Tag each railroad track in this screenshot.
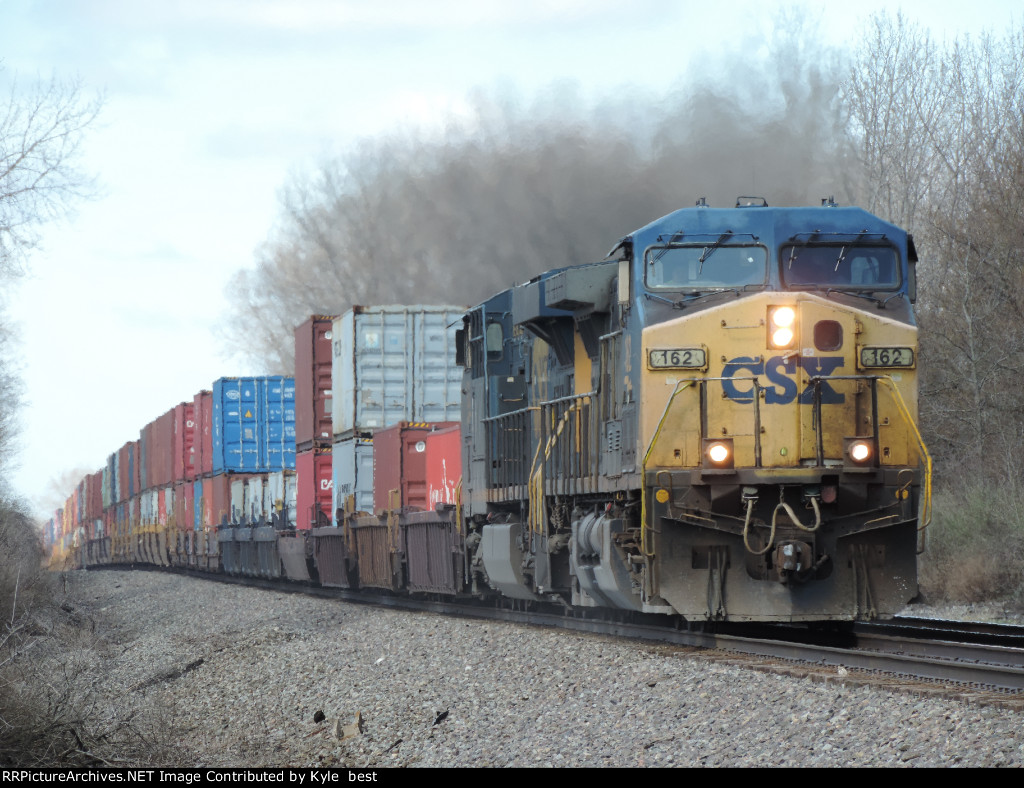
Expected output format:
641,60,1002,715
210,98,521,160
106,564,1024,706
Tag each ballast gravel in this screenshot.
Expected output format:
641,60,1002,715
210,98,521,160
60,569,1023,768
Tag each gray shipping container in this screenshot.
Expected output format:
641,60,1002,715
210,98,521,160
332,437,374,517
331,305,463,438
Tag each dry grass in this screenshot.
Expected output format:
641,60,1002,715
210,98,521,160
918,479,1024,609
0,497,180,766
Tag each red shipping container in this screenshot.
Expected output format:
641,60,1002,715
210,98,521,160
296,447,333,529
373,422,458,514
117,441,137,502
194,390,213,477
424,425,461,507
142,409,175,489
87,471,103,521
173,481,193,532
195,473,234,529
173,401,196,482
294,316,335,451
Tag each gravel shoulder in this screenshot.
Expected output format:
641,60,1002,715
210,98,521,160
61,569,1024,768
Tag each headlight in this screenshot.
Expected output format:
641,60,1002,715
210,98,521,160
708,443,730,463
704,438,734,469
844,437,874,467
768,306,797,349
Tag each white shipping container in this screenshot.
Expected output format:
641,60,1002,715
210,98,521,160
332,437,374,517
266,470,297,528
331,305,463,438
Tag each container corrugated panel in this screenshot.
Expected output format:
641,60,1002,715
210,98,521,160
192,479,204,531
174,481,193,532
295,316,336,450
311,526,353,588
332,437,374,517
211,377,295,473
296,447,333,529
213,378,262,472
152,409,175,488
108,453,118,505
194,390,213,477
404,509,463,595
139,423,150,490
265,470,297,528
262,376,296,471
373,421,458,514
331,306,463,438
425,425,462,507
192,472,232,529
173,401,196,483
101,466,111,510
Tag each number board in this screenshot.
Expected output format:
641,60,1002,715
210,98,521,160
859,346,915,368
648,347,707,370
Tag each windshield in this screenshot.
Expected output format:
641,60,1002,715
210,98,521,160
646,245,768,290
781,244,900,289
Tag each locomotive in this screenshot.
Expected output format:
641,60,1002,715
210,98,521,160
460,197,930,621
48,198,930,624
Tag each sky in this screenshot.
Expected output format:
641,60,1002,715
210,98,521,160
1,0,1020,518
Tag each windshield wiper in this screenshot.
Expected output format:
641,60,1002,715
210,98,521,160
824,288,904,309
697,231,733,275
834,246,847,272
644,289,743,310
650,230,685,266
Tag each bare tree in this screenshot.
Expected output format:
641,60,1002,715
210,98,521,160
846,15,1024,478
221,19,851,370
0,70,101,482
0,72,102,278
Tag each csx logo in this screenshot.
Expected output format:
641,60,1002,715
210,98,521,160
722,355,845,405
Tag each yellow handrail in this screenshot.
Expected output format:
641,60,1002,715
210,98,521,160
640,380,697,557
876,376,932,531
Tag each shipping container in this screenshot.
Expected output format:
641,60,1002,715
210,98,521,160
332,437,373,518
263,377,296,471
266,470,296,528
373,422,458,514
296,447,333,530
211,377,295,473
194,390,213,477
295,316,336,451
173,401,196,482
331,305,463,439
424,424,462,507
141,409,175,490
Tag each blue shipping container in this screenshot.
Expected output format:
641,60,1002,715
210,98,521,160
212,377,296,473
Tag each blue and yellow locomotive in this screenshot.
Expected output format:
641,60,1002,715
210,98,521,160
459,198,930,622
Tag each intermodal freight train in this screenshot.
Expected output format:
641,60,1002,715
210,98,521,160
45,198,931,623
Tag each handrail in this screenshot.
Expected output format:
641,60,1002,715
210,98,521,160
527,394,593,534
640,380,696,557
876,376,933,532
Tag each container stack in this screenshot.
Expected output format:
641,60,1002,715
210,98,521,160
329,305,463,518
294,316,336,529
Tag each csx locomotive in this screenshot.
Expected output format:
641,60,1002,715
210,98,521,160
460,197,930,621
